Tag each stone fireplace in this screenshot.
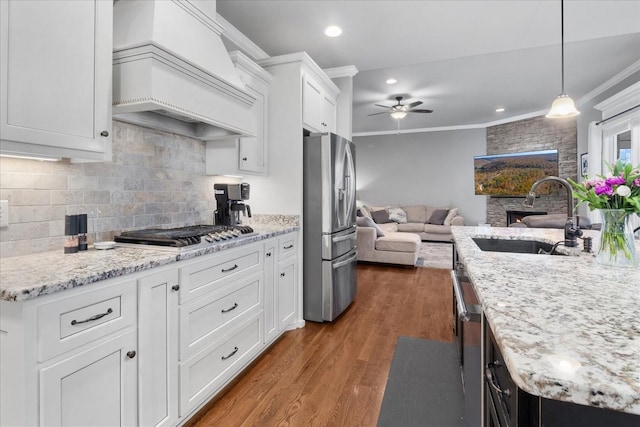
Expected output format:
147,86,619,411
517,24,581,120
485,116,577,227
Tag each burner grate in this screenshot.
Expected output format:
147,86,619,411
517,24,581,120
114,225,254,248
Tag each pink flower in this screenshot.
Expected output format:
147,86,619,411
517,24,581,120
605,176,626,186
633,177,640,187
584,179,598,189
594,182,613,196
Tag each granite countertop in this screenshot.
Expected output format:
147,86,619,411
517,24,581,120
0,224,299,302
451,226,640,416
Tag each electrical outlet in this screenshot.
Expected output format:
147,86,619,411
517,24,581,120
0,200,8,227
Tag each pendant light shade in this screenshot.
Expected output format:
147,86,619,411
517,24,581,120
546,0,579,118
390,110,408,119
547,93,580,118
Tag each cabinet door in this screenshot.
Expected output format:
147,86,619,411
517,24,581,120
138,269,179,427
40,329,137,427
278,257,297,330
0,0,112,161
238,83,267,174
323,95,337,134
302,74,323,132
263,242,277,343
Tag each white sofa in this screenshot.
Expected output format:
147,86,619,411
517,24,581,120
356,204,464,266
356,222,421,266
360,204,464,242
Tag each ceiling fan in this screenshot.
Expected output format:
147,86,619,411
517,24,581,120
368,96,433,119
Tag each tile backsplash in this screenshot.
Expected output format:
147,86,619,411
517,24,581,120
0,121,218,257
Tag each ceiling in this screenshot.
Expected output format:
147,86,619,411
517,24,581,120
217,0,640,135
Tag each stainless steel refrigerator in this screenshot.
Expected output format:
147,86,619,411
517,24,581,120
303,132,358,322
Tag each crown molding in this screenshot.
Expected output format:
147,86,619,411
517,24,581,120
578,60,640,107
324,66,359,79
216,13,269,61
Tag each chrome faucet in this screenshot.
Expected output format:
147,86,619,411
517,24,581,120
523,176,582,247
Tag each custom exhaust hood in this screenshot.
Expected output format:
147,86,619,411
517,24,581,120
112,0,256,140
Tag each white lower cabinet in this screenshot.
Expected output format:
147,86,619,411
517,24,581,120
277,233,299,331
39,329,137,427
138,268,179,427
0,232,300,426
263,242,278,343
179,314,263,416
278,257,297,330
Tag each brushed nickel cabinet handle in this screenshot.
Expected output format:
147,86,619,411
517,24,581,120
485,362,511,397
171,284,180,291
283,244,293,249
221,303,238,313
100,130,109,137
221,346,239,361
126,350,136,359
71,308,113,325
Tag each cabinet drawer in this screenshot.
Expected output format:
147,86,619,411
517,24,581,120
179,315,263,416
179,244,262,303
179,272,262,360
278,234,297,259
38,279,136,361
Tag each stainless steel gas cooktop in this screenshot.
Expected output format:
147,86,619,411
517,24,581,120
114,224,255,252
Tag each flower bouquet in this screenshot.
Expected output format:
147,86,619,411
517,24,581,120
568,160,640,267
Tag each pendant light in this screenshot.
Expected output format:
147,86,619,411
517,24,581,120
546,0,580,118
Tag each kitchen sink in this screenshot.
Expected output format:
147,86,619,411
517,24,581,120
472,238,567,255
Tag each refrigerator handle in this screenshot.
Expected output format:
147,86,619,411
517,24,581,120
333,231,356,243
333,251,358,269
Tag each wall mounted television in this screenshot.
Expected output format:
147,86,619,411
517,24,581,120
474,149,559,196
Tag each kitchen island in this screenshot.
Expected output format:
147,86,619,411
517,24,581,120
451,226,640,422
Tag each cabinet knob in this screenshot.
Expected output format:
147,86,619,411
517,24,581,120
280,272,285,277
126,350,136,359
100,130,109,137
266,252,272,257
242,157,248,161
172,284,180,291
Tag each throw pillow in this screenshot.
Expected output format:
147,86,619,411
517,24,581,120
356,216,385,237
359,206,372,219
444,208,458,226
371,209,391,224
428,209,449,225
402,205,428,223
388,207,407,224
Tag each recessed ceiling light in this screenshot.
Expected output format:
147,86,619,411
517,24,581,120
386,78,397,85
496,108,505,112
324,25,342,37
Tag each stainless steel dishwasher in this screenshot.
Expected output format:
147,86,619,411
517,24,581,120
452,247,482,427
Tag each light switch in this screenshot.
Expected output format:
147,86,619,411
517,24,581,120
0,200,8,227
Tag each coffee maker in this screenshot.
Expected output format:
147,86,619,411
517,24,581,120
214,183,252,226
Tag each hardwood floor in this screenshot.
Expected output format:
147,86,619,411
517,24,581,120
187,264,454,427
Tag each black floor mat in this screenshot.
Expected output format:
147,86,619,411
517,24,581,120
377,336,464,427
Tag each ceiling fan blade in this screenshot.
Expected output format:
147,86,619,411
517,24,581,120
367,111,390,116
374,104,391,108
408,109,434,113
406,101,423,109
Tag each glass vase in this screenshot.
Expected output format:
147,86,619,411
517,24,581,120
596,209,638,268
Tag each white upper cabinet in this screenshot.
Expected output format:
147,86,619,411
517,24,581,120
206,52,272,175
322,95,337,135
0,0,112,161
303,72,337,134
